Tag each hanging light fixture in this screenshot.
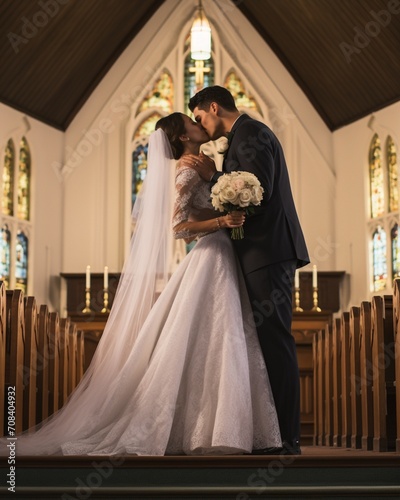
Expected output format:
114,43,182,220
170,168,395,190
190,0,211,61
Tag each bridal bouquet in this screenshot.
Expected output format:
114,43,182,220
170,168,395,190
211,171,264,239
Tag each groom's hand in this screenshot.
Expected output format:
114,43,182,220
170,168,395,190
185,152,217,181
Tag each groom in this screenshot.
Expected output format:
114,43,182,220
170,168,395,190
188,86,309,455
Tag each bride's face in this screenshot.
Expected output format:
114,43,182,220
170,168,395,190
182,115,209,144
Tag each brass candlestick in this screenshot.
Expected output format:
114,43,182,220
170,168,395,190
82,287,92,313
311,286,322,312
101,288,110,313
294,287,303,312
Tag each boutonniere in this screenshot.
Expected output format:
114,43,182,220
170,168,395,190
217,131,235,155
217,136,229,155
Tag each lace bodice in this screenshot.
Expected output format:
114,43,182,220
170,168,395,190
172,166,217,240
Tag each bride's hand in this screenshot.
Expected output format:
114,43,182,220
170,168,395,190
184,152,216,181
220,211,245,228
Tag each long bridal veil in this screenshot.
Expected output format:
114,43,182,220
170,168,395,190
2,129,176,455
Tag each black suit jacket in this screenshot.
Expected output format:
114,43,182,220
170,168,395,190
222,114,309,274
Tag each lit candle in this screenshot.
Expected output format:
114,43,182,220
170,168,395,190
312,265,318,288
86,265,90,288
295,269,300,289
104,266,108,289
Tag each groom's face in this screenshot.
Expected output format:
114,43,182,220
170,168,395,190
193,104,224,141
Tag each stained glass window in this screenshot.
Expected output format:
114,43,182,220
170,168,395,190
132,142,149,208
387,136,398,213
224,70,261,113
17,137,31,220
391,223,400,280
0,224,11,288
369,134,384,219
2,139,15,216
372,226,387,291
184,52,214,114
137,71,174,115
133,112,163,140
15,230,28,293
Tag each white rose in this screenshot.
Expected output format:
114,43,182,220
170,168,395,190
252,185,264,203
220,188,239,205
211,198,225,211
232,178,245,191
238,189,252,207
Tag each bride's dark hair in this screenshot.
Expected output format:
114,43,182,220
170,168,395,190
155,113,186,160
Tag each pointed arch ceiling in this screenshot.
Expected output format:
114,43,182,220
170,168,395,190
0,0,399,131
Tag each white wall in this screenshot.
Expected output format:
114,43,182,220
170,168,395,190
334,101,400,307
0,103,64,310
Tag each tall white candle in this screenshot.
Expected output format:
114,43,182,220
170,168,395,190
104,266,108,289
295,269,300,289
86,265,91,288
312,265,318,288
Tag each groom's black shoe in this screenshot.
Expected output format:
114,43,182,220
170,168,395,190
251,440,301,456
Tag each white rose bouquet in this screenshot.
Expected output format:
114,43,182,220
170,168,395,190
211,171,264,239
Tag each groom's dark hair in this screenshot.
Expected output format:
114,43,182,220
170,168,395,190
189,86,237,112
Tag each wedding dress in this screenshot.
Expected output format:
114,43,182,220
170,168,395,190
2,130,281,456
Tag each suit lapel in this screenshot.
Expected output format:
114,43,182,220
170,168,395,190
222,114,250,172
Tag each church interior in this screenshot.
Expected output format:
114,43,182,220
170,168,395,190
1,0,400,497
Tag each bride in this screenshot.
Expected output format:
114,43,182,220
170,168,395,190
2,112,281,456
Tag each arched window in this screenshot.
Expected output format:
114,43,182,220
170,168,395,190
2,139,15,216
131,140,149,209
387,136,398,213
368,133,400,291
369,134,384,219
1,135,32,291
0,224,11,288
15,230,28,293
18,137,31,221
224,70,261,114
137,71,174,115
391,223,400,279
183,35,214,114
131,72,174,209
372,226,387,291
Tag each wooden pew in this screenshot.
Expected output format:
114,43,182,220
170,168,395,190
332,318,342,447
340,312,352,447
68,322,78,396
5,290,25,435
48,312,60,416
313,328,325,445
349,306,362,449
371,295,396,451
59,317,70,408
36,305,50,426
393,278,400,453
324,324,334,447
76,330,85,383
22,296,38,432
360,301,374,450
0,282,6,436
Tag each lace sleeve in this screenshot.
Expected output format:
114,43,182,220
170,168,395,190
172,167,200,239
